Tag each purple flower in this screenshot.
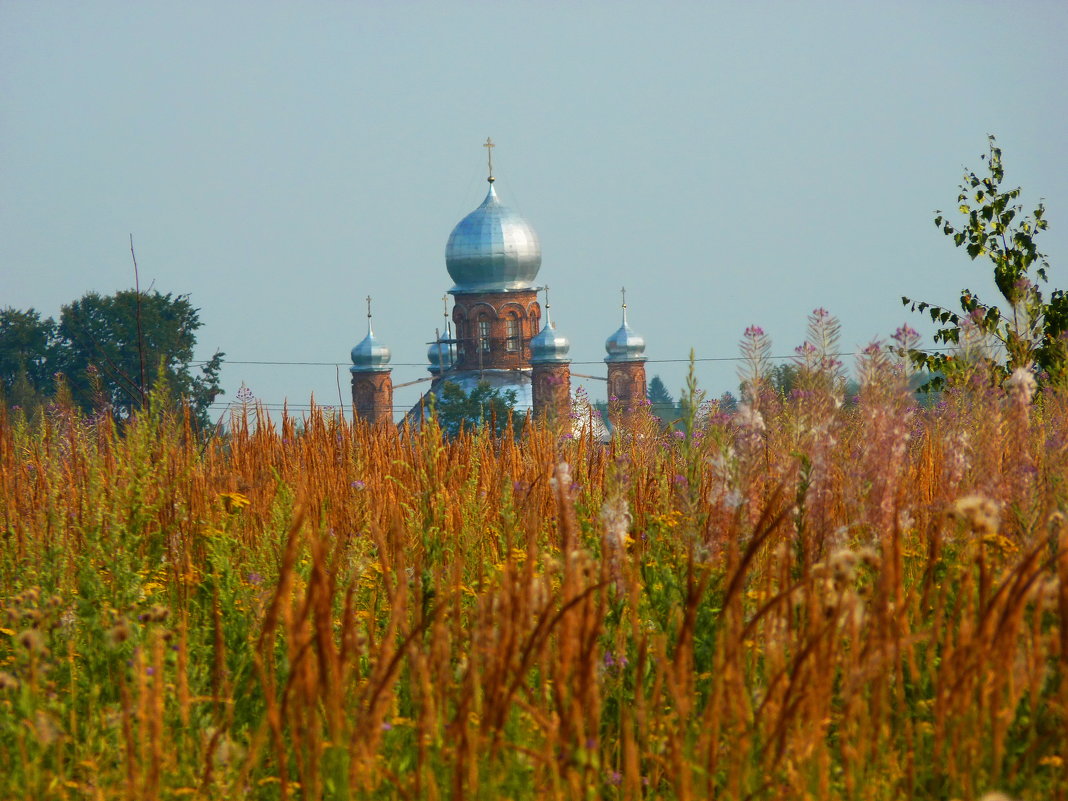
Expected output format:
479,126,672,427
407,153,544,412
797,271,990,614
892,325,919,346
247,572,263,585
607,771,622,786
351,480,366,491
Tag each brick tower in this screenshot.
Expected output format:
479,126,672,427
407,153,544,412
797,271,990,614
530,288,572,423
350,297,394,425
604,288,647,418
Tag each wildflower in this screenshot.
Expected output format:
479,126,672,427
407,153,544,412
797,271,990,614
606,771,622,786
351,480,366,491
892,324,919,349
603,649,628,671
219,491,251,513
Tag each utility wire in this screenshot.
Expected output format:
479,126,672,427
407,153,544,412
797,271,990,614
195,347,954,369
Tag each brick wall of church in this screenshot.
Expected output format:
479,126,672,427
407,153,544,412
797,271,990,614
451,290,540,371
606,361,647,415
532,363,571,423
351,371,393,425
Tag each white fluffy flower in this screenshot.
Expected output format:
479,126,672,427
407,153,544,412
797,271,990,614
734,403,765,431
1004,367,1037,404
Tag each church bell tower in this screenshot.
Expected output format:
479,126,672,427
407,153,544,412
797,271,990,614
604,288,647,419
350,297,394,425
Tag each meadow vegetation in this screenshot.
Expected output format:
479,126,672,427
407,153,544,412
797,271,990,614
1,314,1066,801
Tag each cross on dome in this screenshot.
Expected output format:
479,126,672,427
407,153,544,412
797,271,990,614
351,295,391,371
484,137,495,182
605,286,645,363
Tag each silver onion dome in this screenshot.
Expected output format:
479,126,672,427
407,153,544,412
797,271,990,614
530,306,571,365
445,182,542,293
426,335,457,374
605,304,646,363
350,317,391,373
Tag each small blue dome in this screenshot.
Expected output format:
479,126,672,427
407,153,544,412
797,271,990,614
445,182,541,293
530,308,571,365
427,335,457,374
350,323,391,372
605,308,646,363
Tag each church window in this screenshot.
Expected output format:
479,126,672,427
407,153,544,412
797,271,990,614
479,319,491,352
505,318,519,351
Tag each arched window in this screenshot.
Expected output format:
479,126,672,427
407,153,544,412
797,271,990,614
505,316,520,352
478,317,491,353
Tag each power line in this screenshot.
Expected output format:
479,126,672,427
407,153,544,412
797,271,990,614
196,348,953,369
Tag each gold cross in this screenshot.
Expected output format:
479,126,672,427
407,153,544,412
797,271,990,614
484,136,495,180
621,286,627,310
366,295,372,319
543,284,551,309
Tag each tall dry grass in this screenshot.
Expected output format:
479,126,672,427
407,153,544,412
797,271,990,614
0,350,1066,799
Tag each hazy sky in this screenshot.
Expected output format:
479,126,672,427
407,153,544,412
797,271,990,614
3,1,1066,417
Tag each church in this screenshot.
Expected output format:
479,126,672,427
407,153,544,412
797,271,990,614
348,140,649,427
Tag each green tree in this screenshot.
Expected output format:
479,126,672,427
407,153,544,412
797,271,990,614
769,363,800,398
904,136,1066,387
0,291,224,427
646,374,678,420
0,308,57,408
432,381,524,438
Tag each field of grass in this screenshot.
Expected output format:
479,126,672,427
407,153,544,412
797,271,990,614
1,349,1066,800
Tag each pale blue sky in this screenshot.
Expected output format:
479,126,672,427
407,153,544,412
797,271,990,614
2,1,1066,415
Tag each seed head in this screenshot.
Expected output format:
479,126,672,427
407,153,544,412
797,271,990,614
17,628,45,653
949,495,1000,537
107,620,131,646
